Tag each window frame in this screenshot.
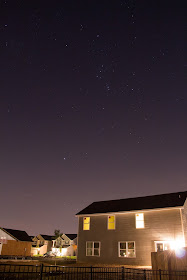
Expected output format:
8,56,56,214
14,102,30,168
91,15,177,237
154,241,171,252
107,215,116,230
83,217,90,231
86,241,101,257
135,213,144,229
118,241,136,258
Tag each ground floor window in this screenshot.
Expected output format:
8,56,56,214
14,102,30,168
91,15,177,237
155,241,171,252
119,241,136,258
86,241,100,256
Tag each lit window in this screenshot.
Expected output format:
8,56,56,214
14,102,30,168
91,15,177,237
108,215,115,230
135,213,144,228
119,242,136,258
155,241,171,252
83,217,90,230
86,241,100,256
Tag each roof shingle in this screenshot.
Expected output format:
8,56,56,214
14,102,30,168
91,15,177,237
76,191,187,215
65,234,77,240
1,228,32,242
40,235,54,241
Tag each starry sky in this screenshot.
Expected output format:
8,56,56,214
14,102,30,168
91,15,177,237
0,0,186,236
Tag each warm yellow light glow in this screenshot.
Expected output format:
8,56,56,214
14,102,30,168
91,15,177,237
108,215,115,229
83,217,90,230
52,247,67,257
170,238,185,251
155,238,185,253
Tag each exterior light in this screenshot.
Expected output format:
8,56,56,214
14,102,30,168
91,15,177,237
52,247,68,257
170,238,185,251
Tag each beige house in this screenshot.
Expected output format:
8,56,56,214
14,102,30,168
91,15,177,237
53,234,77,247
52,234,77,257
76,191,187,266
31,234,53,256
0,227,32,257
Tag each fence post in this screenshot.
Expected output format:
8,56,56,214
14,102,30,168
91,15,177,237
121,266,124,280
90,266,93,280
40,263,43,280
159,269,162,280
143,269,146,280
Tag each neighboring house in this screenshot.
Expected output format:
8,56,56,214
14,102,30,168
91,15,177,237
61,234,77,246
52,234,77,257
76,191,187,266
31,234,53,256
0,227,32,256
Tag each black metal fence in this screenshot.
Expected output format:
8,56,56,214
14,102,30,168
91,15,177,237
0,264,187,280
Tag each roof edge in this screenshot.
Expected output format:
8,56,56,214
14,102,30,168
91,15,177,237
0,228,19,241
76,206,183,216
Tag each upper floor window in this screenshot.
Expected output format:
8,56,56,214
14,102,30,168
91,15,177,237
86,241,100,256
135,213,144,228
119,241,136,258
83,217,90,230
108,215,115,230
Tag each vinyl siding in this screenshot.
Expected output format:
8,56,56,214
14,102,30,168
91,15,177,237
181,199,187,246
77,208,183,266
0,229,15,241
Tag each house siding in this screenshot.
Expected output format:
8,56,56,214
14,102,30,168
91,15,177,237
0,229,15,241
36,235,53,253
0,229,15,255
77,208,183,266
181,199,187,246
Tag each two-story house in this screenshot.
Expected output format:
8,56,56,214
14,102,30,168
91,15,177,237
52,234,77,257
31,234,53,255
53,234,77,248
76,191,187,266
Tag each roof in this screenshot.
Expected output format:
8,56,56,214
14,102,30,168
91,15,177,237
76,191,187,215
1,228,32,242
40,234,54,241
64,234,77,240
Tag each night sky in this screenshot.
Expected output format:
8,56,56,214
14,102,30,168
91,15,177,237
0,0,186,235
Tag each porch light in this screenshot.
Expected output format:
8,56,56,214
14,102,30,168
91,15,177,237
52,247,68,257
169,237,185,251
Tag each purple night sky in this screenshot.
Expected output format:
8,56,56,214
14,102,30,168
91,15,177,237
0,0,186,236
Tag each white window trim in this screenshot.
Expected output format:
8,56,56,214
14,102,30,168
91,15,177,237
83,217,90,230
86,241,101,257
135,213,145,229
154,241,171,252
118,241,136,258
107,215,116,230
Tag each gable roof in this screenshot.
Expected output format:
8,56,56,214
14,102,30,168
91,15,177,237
1,228,32,242
39,234,54,241
64,234,77,240
76,191,187,215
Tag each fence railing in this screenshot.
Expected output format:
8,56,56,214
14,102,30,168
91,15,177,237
0,264,187,280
